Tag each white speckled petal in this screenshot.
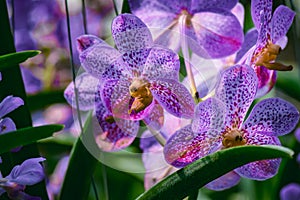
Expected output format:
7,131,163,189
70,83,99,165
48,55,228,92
112,14,153,53
243,98,299,136
64,73,99,111
215,65,258,129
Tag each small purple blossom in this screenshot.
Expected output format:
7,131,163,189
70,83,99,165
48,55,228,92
0,95,24,135
128,0,244,59
240,0,295,97
0,157,45,200
280,183,300,200
164,65,299,190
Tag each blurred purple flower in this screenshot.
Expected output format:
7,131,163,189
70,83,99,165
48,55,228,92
295,128,300,143
240,0,295,97
0,157,45,200
128,0,244,59
47,156,69,200
21,67,43,94
164,65,299,190
0,96,24,135
280,183,300,200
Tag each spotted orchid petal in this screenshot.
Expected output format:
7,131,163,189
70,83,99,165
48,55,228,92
235,28,258,63
0,118,16,134
191,0,238,13
189,9,243,58
164,125,222,167
142,45,179,81
253,66,276,98
143,103,164,130
99,79,153,120
122,49,151,77
235,132,281,180
280,183,300,200
271,5,295,44
64,73,99,111
77,35,122,79
0,96,24,118
251,0,272,29
94,101,139,151
192,97,226,133
243,98,299,137
205,171,241,191
150,79,195,119
112,14,153,53
6,157,45,186
215,65,258,129
256,4,272,47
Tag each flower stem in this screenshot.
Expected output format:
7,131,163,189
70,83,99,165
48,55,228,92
146,124,166,146
179,14,199,103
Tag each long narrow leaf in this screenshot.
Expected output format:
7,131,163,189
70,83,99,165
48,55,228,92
136,145,293,200
0,124,64,154
0,50,41,71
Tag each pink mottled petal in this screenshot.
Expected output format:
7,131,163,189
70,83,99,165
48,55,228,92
205,171,241,191
143,103,164,130
253,66,276,98
0,96,24,118
192,97,226,133
150,79,195,119
191,0,237,13
235,28,258,63
235,132,281,180
64,73,99,111
99,79,153,120
271,6,295,44
122,49,151,77
143,45,180,81
94,102,139,151
243,98,299,136
112,14,153,53
189,9,243,58
0,117,16,134
215,65,258,129
77,35,122,79
164,125,222,167
251,0,272,29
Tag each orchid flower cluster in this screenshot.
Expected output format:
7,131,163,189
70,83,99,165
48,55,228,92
62,0,299,192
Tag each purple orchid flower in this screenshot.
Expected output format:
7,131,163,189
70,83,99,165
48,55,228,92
164,65,299,190
0,96,24,135
0,157,45,200
128,0,244,59
74,14,195,121
64,72,139,151
240,0,295,98
280,183,300,200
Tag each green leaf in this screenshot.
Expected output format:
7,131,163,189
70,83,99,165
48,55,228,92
121,0,131,13
0,50,41,71
60,113,99,200
0,124,64,154
136,145,293,200
276,71,300,101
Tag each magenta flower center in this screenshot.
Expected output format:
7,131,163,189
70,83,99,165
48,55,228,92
128,78,153,114
253,40,292,71
222,129,246,148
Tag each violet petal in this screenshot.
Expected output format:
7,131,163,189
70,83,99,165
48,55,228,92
64,73,99,111
205,171,241,191
280,183,300,200
6,157,45,186
192,97,226,133
0,96,24,118
0,117,16,134
150,79,195,119
112,14,153,53
271,5,295,44
143,103,164,130
215,65,258,129
251,0,272,29
243,98,299,136
164,125,222,167
191,0,238,13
